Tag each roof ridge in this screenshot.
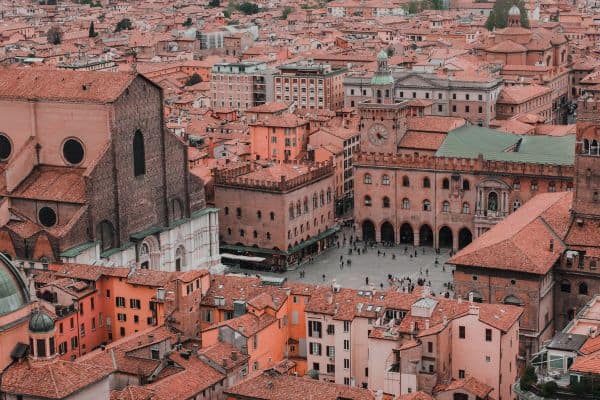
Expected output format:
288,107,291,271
48,362,60,397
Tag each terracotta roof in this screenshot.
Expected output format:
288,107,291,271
399,132,447,151
0,68,136,103
434,376,493,398
224,370,375,399
111,386,157,400
7,166,87,204
1,358,112,399
207,312,277,337
570,350,600,374
398,391,435,400
448,192,572,275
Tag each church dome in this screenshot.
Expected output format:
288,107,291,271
29,310,54,333
508,5,521,16
0,253,29,316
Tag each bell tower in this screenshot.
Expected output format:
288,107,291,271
573,89,600,218
507,5,522,27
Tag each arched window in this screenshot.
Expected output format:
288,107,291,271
591,140,599,155
227,228,231,235
253,230,258,238
175,246,185,272
423,199,431,211
240,229,245,237
513,199,521,212
442,178,450,189
296,200,301,216
423,177,430,188
289,204,294,220
487,191,498,211
320,191,325,206
513,179,521,190
303,197,309,213
382,175,390,185
579,282,588,295
133,130,146,177
383,196,390,208
257,210,262,219
313,193,318,208
504,295,522,305
560,280,571,293
402,198,410,209
402,176,410,187
583,139,590,154
326,188,332,203
96,220,115,252
266,232,271,240
364,196,372,207
462,202,470,214
462,179,470,191
548,182,556,192
364,174,372,184
442,201,450,213
270,212,275,220
224,207,229,215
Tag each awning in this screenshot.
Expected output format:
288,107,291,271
221,253,266,262
288,225,340,254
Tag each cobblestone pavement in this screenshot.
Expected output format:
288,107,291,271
225,228,456,295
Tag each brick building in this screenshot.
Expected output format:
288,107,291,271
215,161,337,269
495,84,553,122
210,61,275,111
273,62,346,111
0,69,220,272
249,114,311,162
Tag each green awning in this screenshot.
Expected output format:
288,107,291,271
60,241,97,258
288,225,340,254
130,226,166,241
220,244,286,256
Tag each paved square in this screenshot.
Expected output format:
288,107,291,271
225,228,456,296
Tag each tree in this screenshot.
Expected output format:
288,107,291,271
407,0,419,14
519,365,537,391
223,9,231,18
282,6,293,19
431,0,444,10
115,18,133,32
485,0,529,30
236,2,260,15
185,73,201,86
88,21,97,38
540,381,558,397
47,26,62,45
208,0,220,7
386,47,394,57
183,17,193,27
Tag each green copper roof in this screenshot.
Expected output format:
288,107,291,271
0,254,29,316
377,50,388,60
436,125,575,165
371,74,394,86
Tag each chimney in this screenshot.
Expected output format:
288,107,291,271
222,357,228,368
549,239,554,252
468,292,474,303
425,319,430,330
327,294,333,305
468,304,480,316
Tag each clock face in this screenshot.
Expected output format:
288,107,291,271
368,123,389,146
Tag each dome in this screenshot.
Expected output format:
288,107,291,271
0,253,29,316
29,310,54,333
377,50,388,60
508,5,521,16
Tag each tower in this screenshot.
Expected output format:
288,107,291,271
507,5,522,27
28,309,57,360
358,52,407,154
573,89,600,218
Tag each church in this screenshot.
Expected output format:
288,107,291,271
0,68,220,272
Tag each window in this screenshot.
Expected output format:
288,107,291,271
462,202,470,214
513,179,521,190
579,282,588,295
309,342,322,355
133,130,145,176
90,297,94,311
327,324,335,335
344,321,350,332
224,207,229,215
117,313,127,322
37,339,46,357
486,329,492,342
383,196,390,208
549,182,556,192
308,321,322,338
59,341,67,355
459,326,465,339
71,336,78,349
236,207,242,217
344,339,350,350
382,175,390,185
364,196,372,207
253,335,258,350
442,201,450,213
344,359,350,369
402,176,410,187
428,342,433,353
116,297,125,307
513,199,521,212
442,178,450,189
257,210,262,219
423,177,430,188
459,369,465,379
364,173,372,184
0,134,12,160
270,212,275,220
62,138,85,165
402,198,410,209
462,180,470,190
313,362,320,371
120,327,125,337
38,207,57,228
327,364,335,373
423,200,431,211
130,299,141,309
531,181,538,191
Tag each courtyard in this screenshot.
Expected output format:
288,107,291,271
225,228,456,296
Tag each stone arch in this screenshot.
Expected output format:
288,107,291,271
399,223,414,245
362,220,376,242
175,245,186,272
458,227,473,249
139,235,160,269
381,221,395,244
579,282,588,295
504,294,522,305
419,224,433,246
439,226,453,248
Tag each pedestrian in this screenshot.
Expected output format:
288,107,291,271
383,252,386,257
365,276,369,285
442,265,445,272
358,248,361,255
322,274,326,282
426,268,429,276
347,259,351,268
377,250,380,256
380,283,384,289
337,242,340,248
340,255,343,262
422,247,425,255
419,267,422,275
404,246,408,254
392,254,396,260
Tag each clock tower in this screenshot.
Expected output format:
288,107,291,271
358,50,408,154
